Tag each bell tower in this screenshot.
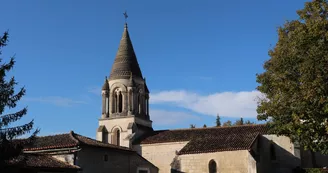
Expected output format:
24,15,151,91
96,21,153,148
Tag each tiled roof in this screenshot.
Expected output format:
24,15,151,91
8,154,80,170
136,124,268,155
73,133,132,151
21,131,132,152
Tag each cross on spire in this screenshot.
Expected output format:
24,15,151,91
123,11,128,23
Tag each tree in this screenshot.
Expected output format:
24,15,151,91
0,31,39,169
234,118,244,126
256,0,328,155
190,124,196,128
244,120,255,125
216,114,221,127
203,124,207,128
222,120,232,127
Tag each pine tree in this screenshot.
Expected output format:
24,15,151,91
0,31,39,169
216,114,221,127
203,124,207,128
190,124,196,128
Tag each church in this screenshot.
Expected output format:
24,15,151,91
15,21,328,173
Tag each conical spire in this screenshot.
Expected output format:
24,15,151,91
102,76,109,90
109,23,143,80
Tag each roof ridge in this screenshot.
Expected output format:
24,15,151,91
160,124,266,132
17,132,73,140
73,133,133,151
247,133,260,151
69,131,80,145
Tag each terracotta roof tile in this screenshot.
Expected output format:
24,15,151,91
136,124,268,155
8,154,80,170
73,133,132,151
20,131,132,152
22,132,78,151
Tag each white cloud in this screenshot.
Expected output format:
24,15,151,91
87,86,101,96
23,96,87,107
150,90,262,118
150,109,200,126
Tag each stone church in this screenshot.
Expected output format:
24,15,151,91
15,22,328,173
93,22,307,173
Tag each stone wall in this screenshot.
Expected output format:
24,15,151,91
178,150,249,173
256,135,301,173
97,116,152,148
135,142,188,173
76,146,158,173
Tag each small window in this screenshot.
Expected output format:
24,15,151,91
138,171,148,173
137,168,149,173
104,154,108,162
209,159,217,173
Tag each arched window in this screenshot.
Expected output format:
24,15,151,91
113,93,117,113
118,91,123,113
208,160,217,173
102,131,108,143
116,130,120,146
112,128,120,146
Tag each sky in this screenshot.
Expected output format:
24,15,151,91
0,0,309,138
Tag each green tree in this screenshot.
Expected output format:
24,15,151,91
222,120,232,127
256,0,328,155
203,124,207,128
0,31,39,169
216,114,221,127
245,120,255,125
234,117,244,126
190,124,196,128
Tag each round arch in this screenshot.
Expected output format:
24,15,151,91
208,159,217,173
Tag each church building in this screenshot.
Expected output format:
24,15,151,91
16,20,328,173
93,21,322,173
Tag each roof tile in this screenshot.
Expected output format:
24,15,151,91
136,124,268,155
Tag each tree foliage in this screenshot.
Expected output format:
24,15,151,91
190,124,196,128
222,120,232,127
244,120,255,125
216,114,221,127
0,31,39,168
234,118,244,126
256,0,328,154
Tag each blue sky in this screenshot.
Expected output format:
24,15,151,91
1,0,308,138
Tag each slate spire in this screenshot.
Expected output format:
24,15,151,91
109,23,143,80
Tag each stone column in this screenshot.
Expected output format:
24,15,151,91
101,91,106,118
122,91,128,115
128,89,133,115
105,92,109,118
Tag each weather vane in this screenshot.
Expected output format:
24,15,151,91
123,11,128,23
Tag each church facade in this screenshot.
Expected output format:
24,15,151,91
94,22,325,173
